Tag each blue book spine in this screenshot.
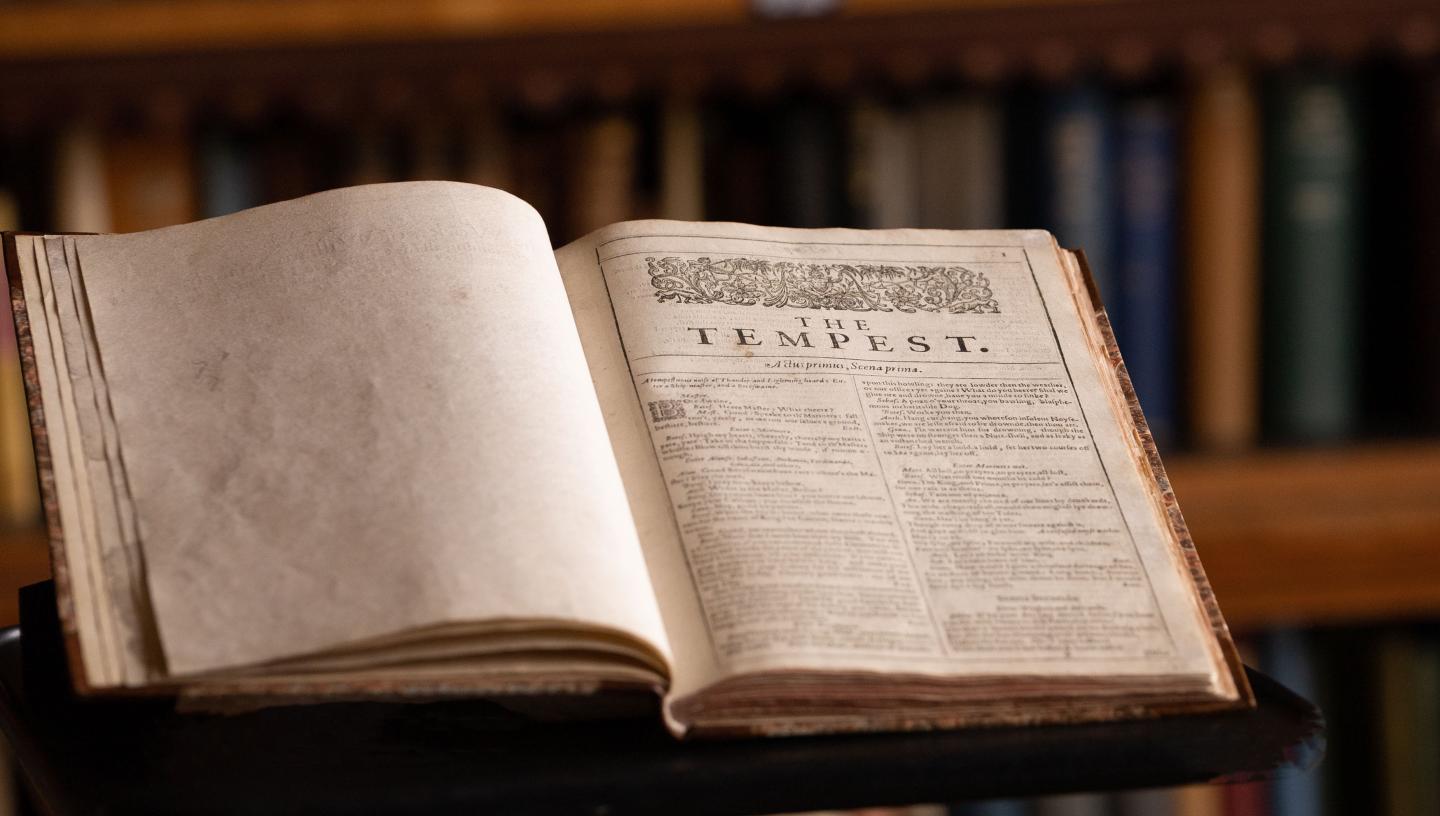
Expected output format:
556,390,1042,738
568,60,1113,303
1264,628,1324,816
1046,85,1119,336
199,127,258,219
1115,97,1178,447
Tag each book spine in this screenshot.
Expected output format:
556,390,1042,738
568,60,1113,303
1046,85,1118,328
660,95,705,221
1173,784,1225,816
1183,65,1261,450
1414,69,1440,430
917,95,1005,230
1032,793,1109,816
199,123,258,218
849,99,919,229
53,122,113,233
0,189,39,528
105,119,199,232
1263,629,1323,816
569,112,639,236
777,100,845,228
1115,95,1178,447
1262,67,1363,442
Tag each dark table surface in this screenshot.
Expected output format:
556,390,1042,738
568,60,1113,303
1,582,1323,815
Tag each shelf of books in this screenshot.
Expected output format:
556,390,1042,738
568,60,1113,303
0,1,1437,814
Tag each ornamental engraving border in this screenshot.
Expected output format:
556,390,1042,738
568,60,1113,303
645,256,1001,314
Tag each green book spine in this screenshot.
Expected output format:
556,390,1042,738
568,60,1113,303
1262,68,1363,441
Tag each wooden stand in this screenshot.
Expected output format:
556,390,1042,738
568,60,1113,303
0,582,1322,815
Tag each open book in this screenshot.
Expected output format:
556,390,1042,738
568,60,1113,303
4,182,1250,737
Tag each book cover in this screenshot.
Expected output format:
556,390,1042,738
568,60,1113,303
1182,65,1261,451
1262,67,1363,442
1115,95,1178,448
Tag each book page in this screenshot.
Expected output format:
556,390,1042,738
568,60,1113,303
557,222,1224,699
65,182,669,677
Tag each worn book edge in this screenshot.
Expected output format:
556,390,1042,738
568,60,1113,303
1071,248,1254,713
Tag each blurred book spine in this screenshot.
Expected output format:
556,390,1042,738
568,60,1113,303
777,99,845,228
660,95,705,221
1183,65,1261,451
569,112,638,236
916,95,1005,230
1115,95,1177,447
850,99,918,229
199,123,258,218
1262,67,1362,442
1263,629,1322,816
104,119,198,233
0,189,40,528
1046,84,1117,330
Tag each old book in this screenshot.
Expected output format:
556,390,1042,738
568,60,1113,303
1114,95,1178,450
5,182,1250,738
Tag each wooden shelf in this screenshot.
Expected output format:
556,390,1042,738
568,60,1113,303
1,0,1435,120
1168,443,1440,630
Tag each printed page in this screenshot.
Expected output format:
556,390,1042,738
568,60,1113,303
66,182,669,677
558,221,1222,690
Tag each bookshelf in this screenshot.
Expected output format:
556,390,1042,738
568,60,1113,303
0,0,1436,117
0,2,1434,609
0,8,1434,816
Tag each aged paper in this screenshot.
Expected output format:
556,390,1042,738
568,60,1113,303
68,182,670,676
557,222,1222,696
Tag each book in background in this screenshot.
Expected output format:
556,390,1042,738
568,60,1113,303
104,109,200,233
1314,627,1384,815
1031,792,1109,816
53,121,113,233
198,119,259,218
950,799,1030,816
569,111,639,237
1045,84,1118,335
659,94,705,221
0,188,39,528
849,98,918,229
1114,94,1178,448
703,100,779,227
915,94,1005,230
1415,68,1440,432
1263,628,1323,816
1262,66,1363,443
457,104,514,194
1363,60,1440,435
1222,636,1272,816
1376,627,1440,816
1182,65,1261,451
776,98,847,229
1003,84,1049,231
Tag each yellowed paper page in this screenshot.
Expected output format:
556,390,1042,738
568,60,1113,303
69,182,669,677
557,222,1223,699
